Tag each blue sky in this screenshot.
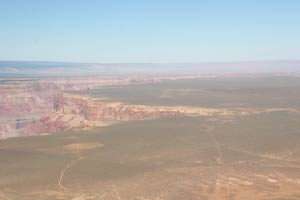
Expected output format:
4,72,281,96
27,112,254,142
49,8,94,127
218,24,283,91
0,0,299,63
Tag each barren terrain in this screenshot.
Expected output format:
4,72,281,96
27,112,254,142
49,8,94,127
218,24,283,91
1,75,300,199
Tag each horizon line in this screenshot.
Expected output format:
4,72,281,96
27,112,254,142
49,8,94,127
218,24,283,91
1,59,300,65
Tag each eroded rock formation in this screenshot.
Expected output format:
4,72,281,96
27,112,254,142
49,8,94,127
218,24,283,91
1,75,207,138
1,74,298,139
19,93,296,138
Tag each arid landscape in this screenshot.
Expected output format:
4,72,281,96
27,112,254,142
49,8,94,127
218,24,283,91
1,65,300,199
2,1,300,199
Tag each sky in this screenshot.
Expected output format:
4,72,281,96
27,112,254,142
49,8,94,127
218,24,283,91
0,0,300,63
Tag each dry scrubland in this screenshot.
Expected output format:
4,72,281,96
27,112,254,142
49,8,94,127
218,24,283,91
1,76,300,199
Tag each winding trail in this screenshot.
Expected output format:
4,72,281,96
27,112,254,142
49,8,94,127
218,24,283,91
206,126,224,164
112,185,122,200
58,156,83,190
115,189,121,200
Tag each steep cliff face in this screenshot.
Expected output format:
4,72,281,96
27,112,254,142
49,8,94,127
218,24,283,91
0,74,202,117
53,93,182,120
52,93,266,121
0,81,59,138
0,118,36,139
2,74,295,139
19,93,266,137
19,93,184,136
0,75,178,138
0,82,57,116
2,91,296,138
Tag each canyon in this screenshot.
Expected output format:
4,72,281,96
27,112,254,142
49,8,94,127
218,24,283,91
1,73,300,200
0,74,222,139
1,74,299,139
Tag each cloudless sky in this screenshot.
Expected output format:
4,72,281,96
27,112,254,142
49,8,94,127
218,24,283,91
0,0,300,63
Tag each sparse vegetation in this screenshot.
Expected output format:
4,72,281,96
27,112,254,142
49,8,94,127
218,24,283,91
1,77,300,199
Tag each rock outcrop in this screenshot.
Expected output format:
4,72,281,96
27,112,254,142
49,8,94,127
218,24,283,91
1,74,215,138
1,74,297,139
0,118,36,139
17,93,270,137
0,74,209,117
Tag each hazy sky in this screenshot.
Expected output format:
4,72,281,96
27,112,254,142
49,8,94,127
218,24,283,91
0,0,299,63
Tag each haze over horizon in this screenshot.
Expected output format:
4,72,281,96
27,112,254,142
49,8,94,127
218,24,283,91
2,2,300,199
1,0,300,63
1,60,300,77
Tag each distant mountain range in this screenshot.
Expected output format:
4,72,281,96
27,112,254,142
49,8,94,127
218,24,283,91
1,60,300,77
